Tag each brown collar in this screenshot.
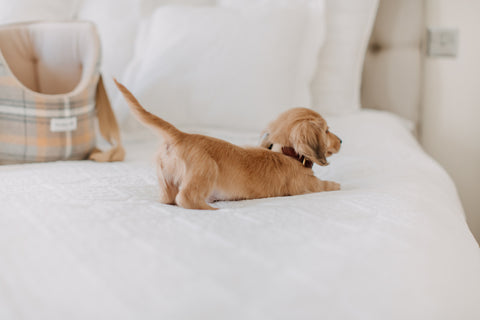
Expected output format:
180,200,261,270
281,146,313,168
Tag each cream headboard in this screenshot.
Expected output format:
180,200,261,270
361,0,425,126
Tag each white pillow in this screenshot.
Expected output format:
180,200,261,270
0,0,78,23
311,0,379,115
77,0,216,103
77,0,143,102
118,2,325,131
142,0,215,13
221,0,379,115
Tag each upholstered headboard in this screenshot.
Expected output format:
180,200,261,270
361,0,425,127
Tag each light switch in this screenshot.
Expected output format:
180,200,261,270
427,28,459,57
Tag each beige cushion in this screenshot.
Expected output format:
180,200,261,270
0,21,98,94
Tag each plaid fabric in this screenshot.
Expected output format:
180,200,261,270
0,50,98,165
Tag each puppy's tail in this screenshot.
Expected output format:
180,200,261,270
113,78,183,141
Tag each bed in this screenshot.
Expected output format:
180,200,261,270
1,0,480,319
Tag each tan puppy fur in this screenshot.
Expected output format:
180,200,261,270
115,80,340,210
259,107,342,166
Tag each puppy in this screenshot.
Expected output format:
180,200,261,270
114,80,340,210
259,107,342,167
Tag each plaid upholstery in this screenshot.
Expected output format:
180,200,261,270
0,23,100,165
0,68,98,164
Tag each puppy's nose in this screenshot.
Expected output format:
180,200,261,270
339,138,342,144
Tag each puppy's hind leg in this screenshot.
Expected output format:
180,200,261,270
175,160,219,210
156,162,179,204
158,176,178,205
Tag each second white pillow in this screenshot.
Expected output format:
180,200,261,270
118,2,325,131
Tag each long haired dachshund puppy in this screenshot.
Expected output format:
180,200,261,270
259,107,342,167
115,80,340,210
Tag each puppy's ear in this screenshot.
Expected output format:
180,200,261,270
259,131,272,149
290,121,328,166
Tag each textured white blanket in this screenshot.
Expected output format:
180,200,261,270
1,110,479,320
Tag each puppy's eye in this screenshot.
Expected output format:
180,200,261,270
326,129,330,134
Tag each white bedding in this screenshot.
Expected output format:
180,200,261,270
1,110,479,320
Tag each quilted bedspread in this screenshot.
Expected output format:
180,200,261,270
1,110,479,320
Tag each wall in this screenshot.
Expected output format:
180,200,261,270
422,0,480,243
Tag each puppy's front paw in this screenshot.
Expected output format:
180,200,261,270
325,181,341,191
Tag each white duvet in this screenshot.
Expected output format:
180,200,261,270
0,110,479,320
